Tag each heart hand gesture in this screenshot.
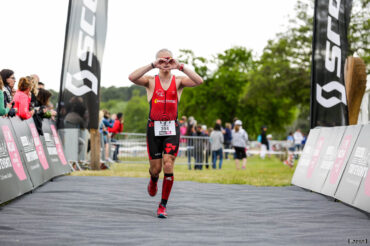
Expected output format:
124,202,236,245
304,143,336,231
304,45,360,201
153,57,180,71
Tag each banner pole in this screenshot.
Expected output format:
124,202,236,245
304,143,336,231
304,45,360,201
56,0,72,129
310,0,318,129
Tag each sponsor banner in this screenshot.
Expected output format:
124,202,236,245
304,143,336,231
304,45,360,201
291,128,321,188
321,125,361,197
310,0,352,128
42,119,70,175
0,118,33,204
10,117,53,188
57,0,108,129
338,124,370,211
310,126,346,193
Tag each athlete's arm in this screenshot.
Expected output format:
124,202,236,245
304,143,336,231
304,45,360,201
128,58,168,87
178,65,204,88
128,64,152,87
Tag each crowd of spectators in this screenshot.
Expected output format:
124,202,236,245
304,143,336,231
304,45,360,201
179,116,250,170
180,116,307,170
98,109,124,163
0,69,56,136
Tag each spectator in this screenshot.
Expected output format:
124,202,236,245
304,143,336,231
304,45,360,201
224,122,232,159
0,76,12,116
108,112,124,161
179,116,187,156
301,132,307,149
186,122,195,170
293,128,304,159
267,134,273,157
210,123,223,169
231,117,239,129
232,120,248,170
202,125,211,169
36,88,52,117
28,75,39,109
32,88,53,135
13,77,34,120
101,110,114,162
179,115,187,127
193,124,206,170
260,126,269,159
284,132,294,168
0,69,17,117
216,118,226,134
38,81,45,89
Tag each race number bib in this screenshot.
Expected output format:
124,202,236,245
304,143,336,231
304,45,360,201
154,121,176,136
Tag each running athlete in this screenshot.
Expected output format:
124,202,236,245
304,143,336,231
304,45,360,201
128,49,203,218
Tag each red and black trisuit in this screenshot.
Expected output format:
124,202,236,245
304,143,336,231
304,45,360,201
146,75,180,159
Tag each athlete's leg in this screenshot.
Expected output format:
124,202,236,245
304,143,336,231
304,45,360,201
149,159,163,177
147,159,162,197
161,154,175,205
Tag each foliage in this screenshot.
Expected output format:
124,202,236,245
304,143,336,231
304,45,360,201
100,100,127,114
179,47,255,127
100,85,146,102
123,90,149,133
348,0,370,71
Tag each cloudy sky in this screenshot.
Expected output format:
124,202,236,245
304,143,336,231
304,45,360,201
0,0,299,91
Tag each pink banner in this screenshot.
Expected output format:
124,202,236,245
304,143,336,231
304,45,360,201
307,137,325,178
29,123,49,170
50,125,67,165
2,125,27,181
330,135,352,184
364,170,370,197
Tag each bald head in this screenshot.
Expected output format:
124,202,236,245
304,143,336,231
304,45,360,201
156,49,173,59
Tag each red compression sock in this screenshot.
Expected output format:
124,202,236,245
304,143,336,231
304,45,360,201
161,173,174,206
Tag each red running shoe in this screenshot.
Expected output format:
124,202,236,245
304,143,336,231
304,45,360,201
157,204,167,218
147,179,158,197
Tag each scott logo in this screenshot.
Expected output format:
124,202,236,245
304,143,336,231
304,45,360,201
316,81,347,108
316,0,347,108
66,70,98,96
65,0,99,97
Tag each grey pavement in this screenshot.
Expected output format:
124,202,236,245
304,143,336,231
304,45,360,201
0,176,369,246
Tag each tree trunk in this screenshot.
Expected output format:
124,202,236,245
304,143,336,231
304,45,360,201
345,57,367,125
90,129,101,170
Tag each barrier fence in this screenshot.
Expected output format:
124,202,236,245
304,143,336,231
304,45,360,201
0,117,70,204
112,133,291,166
292,124,370,213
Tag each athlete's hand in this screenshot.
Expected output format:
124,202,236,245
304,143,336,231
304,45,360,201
166,58,180,71
153,58,169,70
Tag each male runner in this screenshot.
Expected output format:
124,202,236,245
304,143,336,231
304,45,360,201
128,49,203,218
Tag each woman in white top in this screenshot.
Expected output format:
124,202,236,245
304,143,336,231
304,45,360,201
232,120,248,170
210,123,224,169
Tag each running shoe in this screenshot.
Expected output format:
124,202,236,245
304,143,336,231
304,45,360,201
147,179,158,197
157,204,167,218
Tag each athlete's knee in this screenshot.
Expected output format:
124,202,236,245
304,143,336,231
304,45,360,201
163,155,174,171
150,166,162,176
149,160,162,176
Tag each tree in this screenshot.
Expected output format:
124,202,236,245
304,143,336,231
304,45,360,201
123,90,149,133
179,47,255,127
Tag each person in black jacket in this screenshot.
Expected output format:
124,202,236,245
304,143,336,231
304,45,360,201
0,69,17,117
260,126,269,159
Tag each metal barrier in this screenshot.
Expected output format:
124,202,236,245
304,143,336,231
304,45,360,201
112,133,296,165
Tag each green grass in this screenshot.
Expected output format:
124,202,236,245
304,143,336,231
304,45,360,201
71,155,297,186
